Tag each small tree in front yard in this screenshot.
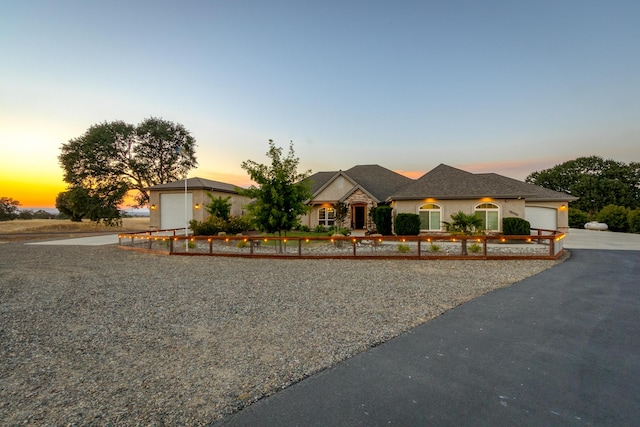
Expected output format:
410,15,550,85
443,211,483,255
238,140,312,251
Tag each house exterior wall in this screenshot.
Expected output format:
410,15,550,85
313,176,354,202
344,189,376,230
301,189,377,230
392,198,569,232
148,189,250,230
392,198,527,232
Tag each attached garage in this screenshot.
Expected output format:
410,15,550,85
525,207,557,231
160,193,193,230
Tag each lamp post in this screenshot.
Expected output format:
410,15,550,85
185,174,189,252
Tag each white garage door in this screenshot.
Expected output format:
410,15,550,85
525,207,557,231
160,193,193,231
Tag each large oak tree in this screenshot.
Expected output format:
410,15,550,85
58,117,197,223
526,156,640,214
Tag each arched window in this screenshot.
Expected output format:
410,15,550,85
318,207,335,226
475,203,500,231
418,203,442,231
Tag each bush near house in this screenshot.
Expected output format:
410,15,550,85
190,215,252,236
372,205,393,235
502,217,531,235
627,209,640,234
568,208,590,229
395,213,421,235
596,205,630,232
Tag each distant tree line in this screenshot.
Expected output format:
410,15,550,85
526,156,640,232
0,197,59,221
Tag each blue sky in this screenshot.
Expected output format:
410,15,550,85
2,0,639,206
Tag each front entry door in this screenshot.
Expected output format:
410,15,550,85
354,206,366,229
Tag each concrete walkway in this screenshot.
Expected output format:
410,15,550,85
27,234,121,246
563,228,640,250
213,249,640,426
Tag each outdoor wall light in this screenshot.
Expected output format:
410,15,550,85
150,204,156,210
194,203,201,209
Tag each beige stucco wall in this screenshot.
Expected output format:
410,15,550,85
392,198,528,232
392,198,569,232
148,189,251,229
313,176,354,202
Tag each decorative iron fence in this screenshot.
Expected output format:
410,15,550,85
118,228,565,260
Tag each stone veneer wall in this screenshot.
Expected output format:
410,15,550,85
344,189,377,230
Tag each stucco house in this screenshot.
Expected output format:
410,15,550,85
304,164,577,233
299,165,414,230
147,177,251,230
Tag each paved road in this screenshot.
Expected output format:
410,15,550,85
214,249,640,426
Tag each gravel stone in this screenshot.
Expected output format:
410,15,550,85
0,243,563,425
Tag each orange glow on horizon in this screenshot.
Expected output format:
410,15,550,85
394,169,426,179
1,176,66,208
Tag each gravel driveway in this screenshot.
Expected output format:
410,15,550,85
0,243,561,425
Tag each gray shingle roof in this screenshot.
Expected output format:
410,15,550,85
389,164,576,201
146,177,240,194
308,165,414,202
344,165,414,201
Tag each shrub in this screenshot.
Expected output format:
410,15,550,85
596,205,630,232
627,209,640,233
314,224,327,233
299,225,310,232
395,213,421,235
568,208,590,229
468,243,482,253
189,216,227,236
225,215,253,234
502,217,531,235
372,205,393,235
204,194,231,220
328,226,350,236
397,244,411,253
429,243,441,252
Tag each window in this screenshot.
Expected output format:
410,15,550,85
318,207,335,226
418,203,442,231
475,203,500,231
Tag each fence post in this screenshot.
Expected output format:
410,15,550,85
549,237,554,256
418,240,421,257
298,239,302,256
483,236,488,256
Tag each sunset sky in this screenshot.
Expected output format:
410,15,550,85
2,0,639,208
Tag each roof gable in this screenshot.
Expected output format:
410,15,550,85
343,165,414,201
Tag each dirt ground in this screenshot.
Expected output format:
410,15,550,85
0,217,149,243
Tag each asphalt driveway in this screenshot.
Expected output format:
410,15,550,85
214,249,640,426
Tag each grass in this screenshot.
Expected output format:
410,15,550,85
0,217,150,242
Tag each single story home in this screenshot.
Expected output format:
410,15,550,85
299,165,414,230
149,163,577,233
303,164,577,233
147,177,251,230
